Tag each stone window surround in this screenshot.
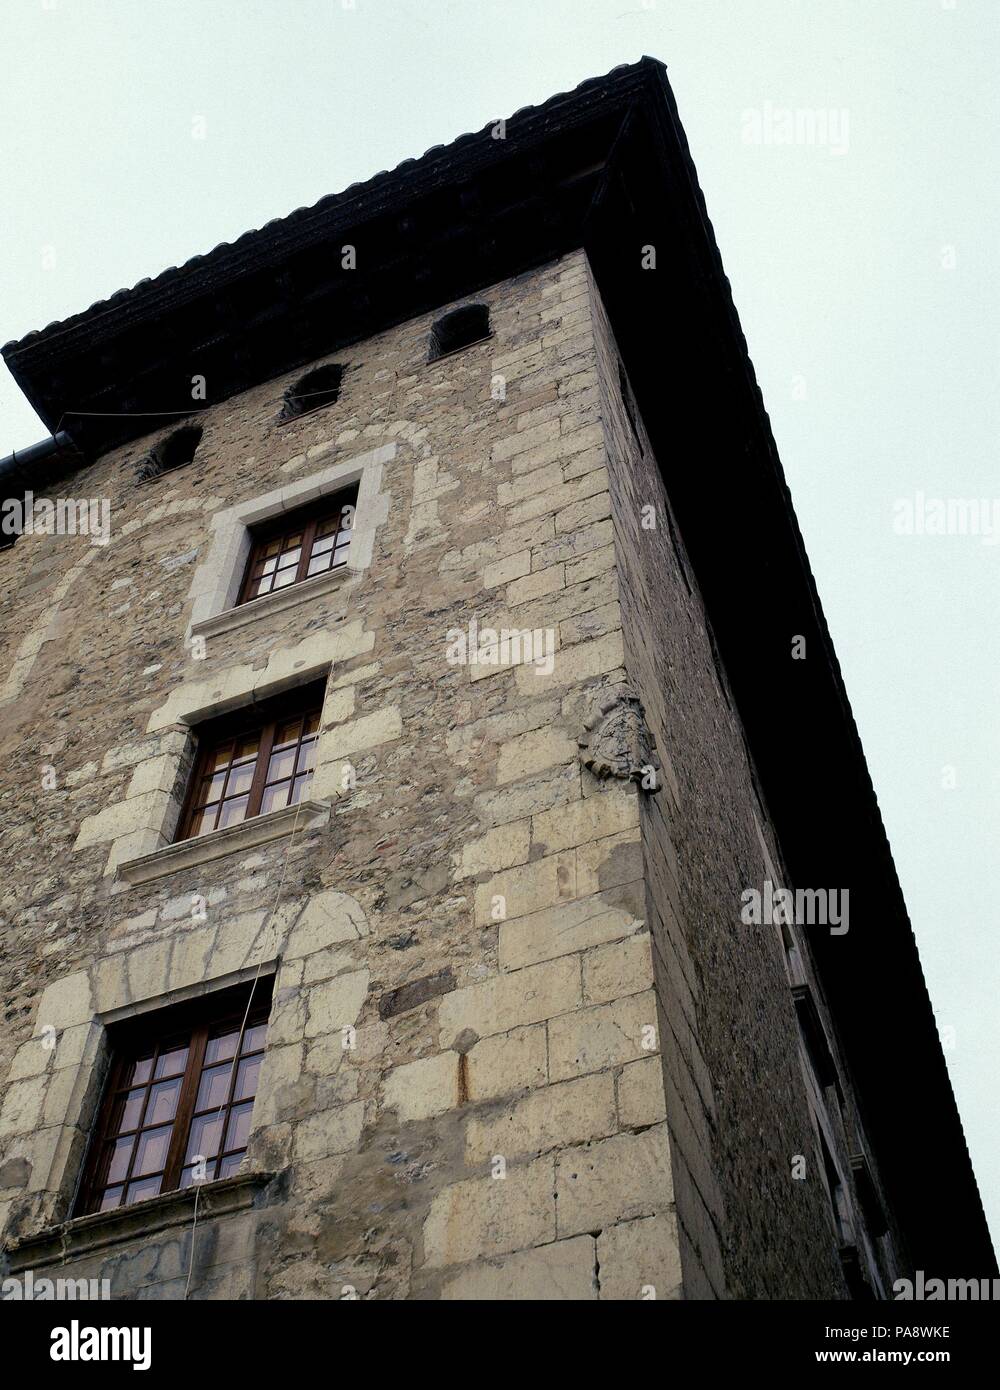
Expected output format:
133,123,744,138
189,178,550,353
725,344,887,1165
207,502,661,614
186,440,394,640
75,973,274,1219
2,960,280,1256
104,653,354,882
2,886,371,1258
74,617,378,880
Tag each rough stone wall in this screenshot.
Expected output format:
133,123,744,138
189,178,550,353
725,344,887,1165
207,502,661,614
587,265,906,1299
0,251,681,1300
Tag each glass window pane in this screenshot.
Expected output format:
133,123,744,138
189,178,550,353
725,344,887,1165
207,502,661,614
154,1046,189,1080
218,795,249,829
267,747,296,782
191,805,218,837
234,1054,262,1103
260,781,290,815
125,1175,162,1206
224,1103,254,1153
226,763,255,796
99,1185,125,1212
210,742,234,771
145,1076,183,1126
205,1031,240,1065
118,1088,146,1133
128,1056,153,1086
291,773,312,804
235,735,260,760
133,1125,172,1177
273,567,297,589
186,1112,225,1163
252,575,273,598
306,553,332,577
274,719,301,748
243,1023,267,1053
201,770,227,802
107,1135,134,1185
311,531,335,554
296,739,317,774
218,1152,244,1179
259,556,277,575
262,539,282,557
303,712,319,735
195,1063,233,1112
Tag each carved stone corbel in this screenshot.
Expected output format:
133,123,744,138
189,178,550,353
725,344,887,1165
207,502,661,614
578,688,660,791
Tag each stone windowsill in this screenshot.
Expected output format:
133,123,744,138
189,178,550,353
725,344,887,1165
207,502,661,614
275,400,339,427
428,331,494,363
4,1172,277,1272
191,564,351,641
117,800,331,885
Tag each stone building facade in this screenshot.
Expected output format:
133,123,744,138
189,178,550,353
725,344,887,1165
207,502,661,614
0,60,992,1300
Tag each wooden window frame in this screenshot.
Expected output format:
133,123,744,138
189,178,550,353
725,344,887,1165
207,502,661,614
76,981,273,1218
236,488,357,607
175,683,325,843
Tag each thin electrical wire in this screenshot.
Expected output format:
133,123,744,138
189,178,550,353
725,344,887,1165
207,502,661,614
183,791,309,1299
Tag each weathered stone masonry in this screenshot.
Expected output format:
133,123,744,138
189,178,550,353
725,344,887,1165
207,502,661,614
589,271,908,1299
1,253,686,1299
0,242,912,1299
1,56,990,1301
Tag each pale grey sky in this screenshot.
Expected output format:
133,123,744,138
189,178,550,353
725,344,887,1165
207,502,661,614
2,0,997,1243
